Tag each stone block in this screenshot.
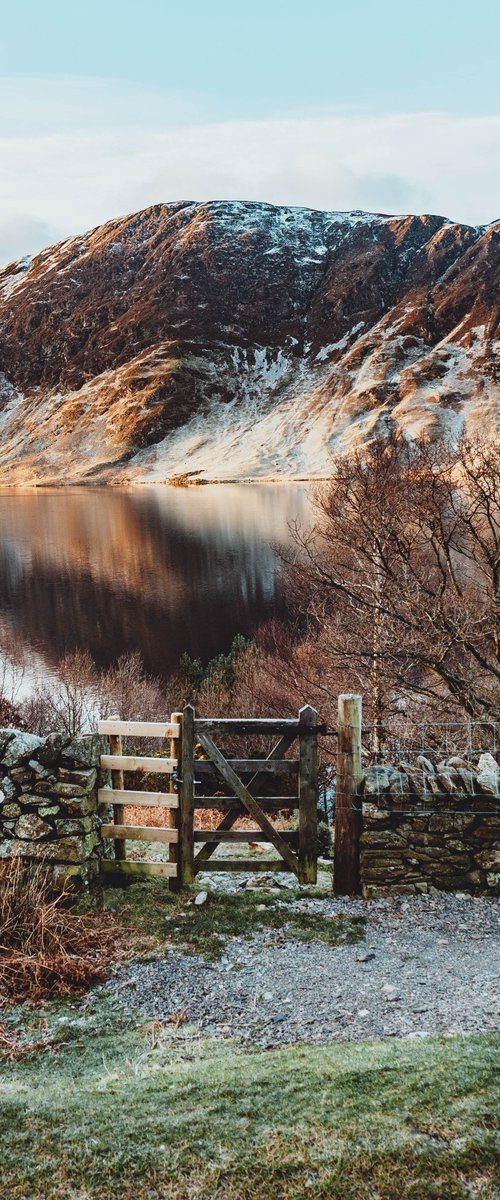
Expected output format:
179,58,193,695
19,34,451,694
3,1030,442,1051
362,764,403,795
455,768,477,796
428,814,454,833
58,767,97,791
3,833,100,863
360,830,408,848
61,734,107,768
452,813,477,833
1,802,21,818
14,813,52,840
476,753,500,796
362,804,392,823
470,821,500,840
11,768,35,784
476,849,500,870
463,870,482,886
54,817,94,835
17,793,56,806
31,783,54,796
1,732,43,767
37,732,71,767
0,730,14,756
57,794,98,815
52,782,93,799
435,769,459,794
28,760,54,779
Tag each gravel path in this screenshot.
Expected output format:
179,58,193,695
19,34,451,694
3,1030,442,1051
107,894,499,1046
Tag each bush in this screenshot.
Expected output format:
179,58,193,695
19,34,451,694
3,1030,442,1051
0,860,128,1006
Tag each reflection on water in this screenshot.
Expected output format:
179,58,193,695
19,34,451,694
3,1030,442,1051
0,485,312,677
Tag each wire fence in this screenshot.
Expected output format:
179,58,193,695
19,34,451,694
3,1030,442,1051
318,718,500,818
362,719,500,760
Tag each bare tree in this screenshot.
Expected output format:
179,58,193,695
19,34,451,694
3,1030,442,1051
284,435,500,738
99,652,165,721
23,651,99,737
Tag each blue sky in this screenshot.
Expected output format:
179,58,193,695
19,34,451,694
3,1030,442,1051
0,0,499,262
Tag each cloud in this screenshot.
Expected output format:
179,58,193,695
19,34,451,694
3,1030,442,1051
0,77,499,265
0,215,58,265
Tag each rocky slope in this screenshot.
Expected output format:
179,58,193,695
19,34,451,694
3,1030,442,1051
0,201,498,483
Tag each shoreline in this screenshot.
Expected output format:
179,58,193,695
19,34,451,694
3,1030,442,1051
0,474,328,491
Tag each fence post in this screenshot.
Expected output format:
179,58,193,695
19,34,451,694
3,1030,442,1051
334,694,362,895
109,715,126,862
168,711,183,892
298,704,318,884
179,704,195,886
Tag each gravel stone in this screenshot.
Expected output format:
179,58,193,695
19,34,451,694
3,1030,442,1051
106,892,499,1047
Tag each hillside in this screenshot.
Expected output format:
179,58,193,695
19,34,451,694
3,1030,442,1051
0,200,498,483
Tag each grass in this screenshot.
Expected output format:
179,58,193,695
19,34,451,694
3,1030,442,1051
74,878,365,959
0,996,498,1200
1,880,498,1198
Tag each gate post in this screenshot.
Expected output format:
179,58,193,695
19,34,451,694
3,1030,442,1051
334,694,362,895
178,704,195,886
168,711,183,892
109,716,126,863
298,704,318,884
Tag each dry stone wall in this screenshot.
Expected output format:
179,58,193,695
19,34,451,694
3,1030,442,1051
0,727,112,886
359,752,500,898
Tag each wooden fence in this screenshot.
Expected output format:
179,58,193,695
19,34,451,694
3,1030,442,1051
98,696,500,898
98,714,181,880
98,705,320,885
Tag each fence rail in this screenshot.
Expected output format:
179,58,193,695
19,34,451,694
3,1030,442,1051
100,755,176,774
98,720,180,738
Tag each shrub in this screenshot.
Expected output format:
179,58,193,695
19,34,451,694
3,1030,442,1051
0,860,127,1006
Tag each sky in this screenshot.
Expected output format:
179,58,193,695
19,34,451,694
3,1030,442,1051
0,0,499,264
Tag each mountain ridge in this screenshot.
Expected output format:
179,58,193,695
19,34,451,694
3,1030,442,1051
0,200,498,483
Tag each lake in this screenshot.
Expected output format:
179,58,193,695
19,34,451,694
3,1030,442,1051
0,484,313,680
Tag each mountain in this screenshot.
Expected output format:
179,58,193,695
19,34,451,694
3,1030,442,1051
0,201,498,484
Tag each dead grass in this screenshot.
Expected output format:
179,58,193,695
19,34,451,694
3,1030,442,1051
0,860,131,1007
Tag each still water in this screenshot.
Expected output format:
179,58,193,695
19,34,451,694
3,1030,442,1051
0,485,312,679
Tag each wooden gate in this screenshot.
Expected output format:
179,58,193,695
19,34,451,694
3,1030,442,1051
98,705,320,885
